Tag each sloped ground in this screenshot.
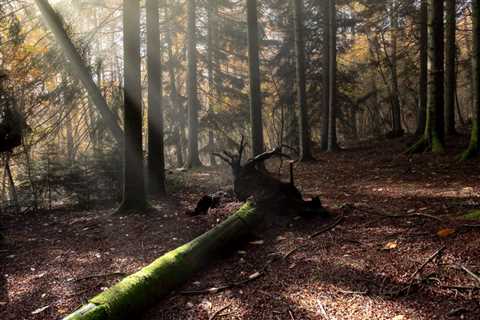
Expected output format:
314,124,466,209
1,137,480,320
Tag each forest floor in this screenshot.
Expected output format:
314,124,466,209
2,136,480,320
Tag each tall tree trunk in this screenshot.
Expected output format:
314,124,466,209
34,0,123,144
462,0,480,159
293,0,314,161
327,0,338,151
247,0,264,156
207,0,218,166
445,0,457,135
415,0,428,136
390,0,403,136
118,0,147,211
146,0,166,195
425,0,445,152
186,0,202,168
320,0,330,151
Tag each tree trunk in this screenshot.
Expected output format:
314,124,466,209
63,202,261,320
186,0,202,168
247,0,264,156
34,0,123,144
293,0,313,161
408,0,445,153
118,0,147,211
390,0,403,136
327,0,338,151
146,0,166,195
320,0,330,150
427,0,445,151
415,0,428,136
207,0,218,166
461,0,480,159
445,0,457,135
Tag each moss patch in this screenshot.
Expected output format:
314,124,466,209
463,210,480,221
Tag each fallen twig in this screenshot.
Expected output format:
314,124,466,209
460,265,480,284
74,272,126,282
309,215,344,239
288,308,295,320
209,304,232,320
180,272,263,295
409,246,446,282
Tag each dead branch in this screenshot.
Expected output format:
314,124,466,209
209,304,232,320
409,246,446,281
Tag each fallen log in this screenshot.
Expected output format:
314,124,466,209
64,202,261,320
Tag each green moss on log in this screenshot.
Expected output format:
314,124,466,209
463,209,480,221
64,202,259,320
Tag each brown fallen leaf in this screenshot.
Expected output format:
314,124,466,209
437,228,455,238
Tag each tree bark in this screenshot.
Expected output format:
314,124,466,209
146,0,166,195
445,0,457,135
415,0,428,136
293,0,313,161
390,0,403,136
207,0,218,166
327,0,338,151
427,0,445,151
186,0,202,168
63,202,261,320
320,0,330,150
461,0,480,159
118,0,147,211
247,0,264,156
34,0,123,144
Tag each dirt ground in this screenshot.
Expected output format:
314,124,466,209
1,137,480,320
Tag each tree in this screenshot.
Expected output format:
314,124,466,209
445,0,457,135
146,0,166,195
327,0,338,151
118,0,147,211
461,0,480,159
247,0,264,156
186,0,202,168
292,0,314,161
207,0,218,166
320,0,330,151
34,0,123,144
408,0,445,153
389,0,403,137
415,0,428,136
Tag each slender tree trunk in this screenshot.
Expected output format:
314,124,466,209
247,0,264,156
445,0,457,135
165,1,184,168
293,0,313,160
327,0,338,151
462,0,480,159
118,0,147,211
186,0,202,168
207,0,218,166
34,0,123,144
426,0,445,152
390,0,403,136
146,0,166,195
320,0,330,151
4,153,19,214
416,0,428,136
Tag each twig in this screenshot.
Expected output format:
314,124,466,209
74,272,126,282
180,272,263,295
209,304,232,320
460,265,480,284
309,215,344,239
317,300,330,320
337,289,368,295
409,246,446,281
288,308,295,320
284,244,308,260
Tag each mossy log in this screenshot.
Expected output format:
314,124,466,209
64,202,260,320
